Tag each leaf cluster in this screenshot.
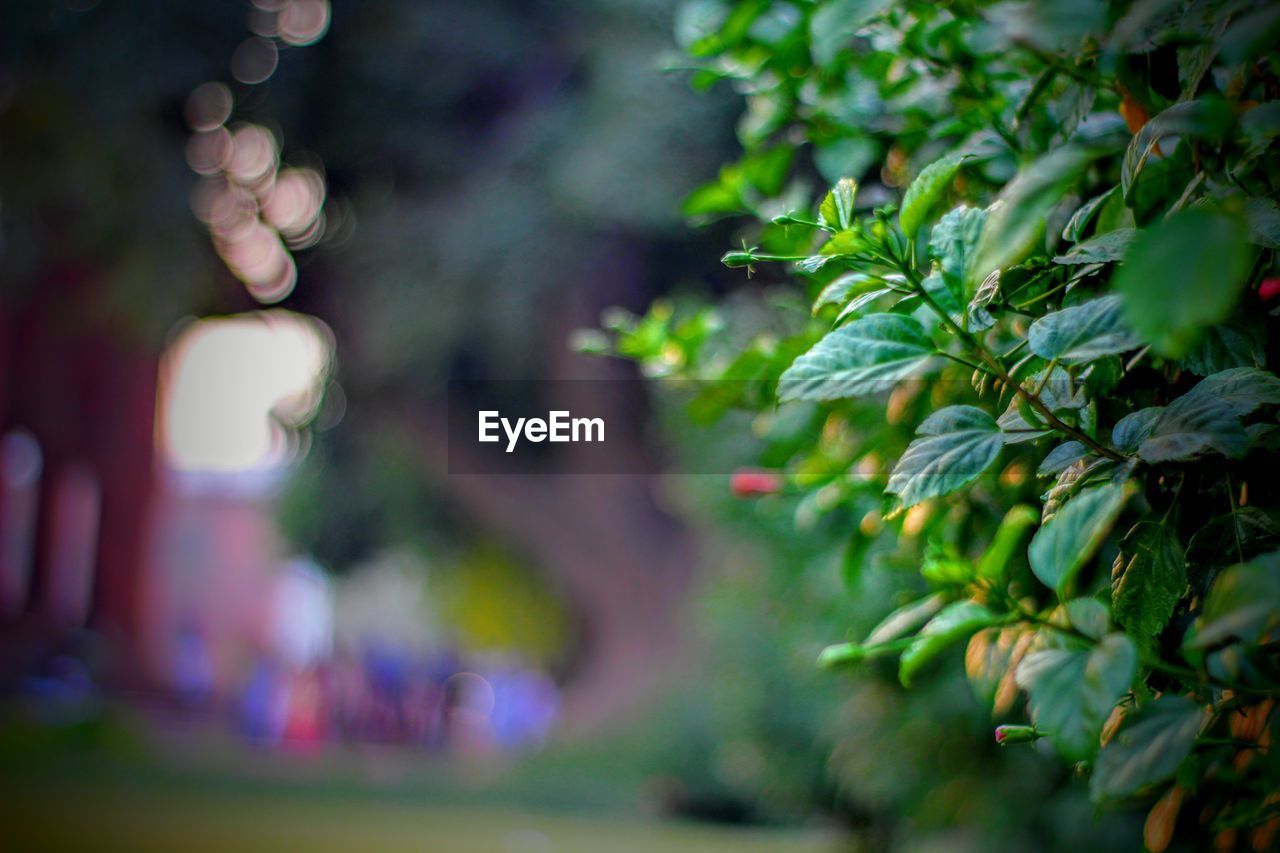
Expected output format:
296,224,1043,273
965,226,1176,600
598,0,1280,845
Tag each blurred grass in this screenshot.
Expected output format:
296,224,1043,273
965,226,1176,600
0,703,848,852
0,778,842,853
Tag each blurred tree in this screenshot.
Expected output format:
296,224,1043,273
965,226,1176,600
2,0,738,723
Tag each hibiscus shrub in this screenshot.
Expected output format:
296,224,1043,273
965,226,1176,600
594,0,1280,848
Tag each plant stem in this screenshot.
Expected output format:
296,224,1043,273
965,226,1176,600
1226,466,1245,564
1013,282,1068,310
905,268,1125,461
939,350,994,375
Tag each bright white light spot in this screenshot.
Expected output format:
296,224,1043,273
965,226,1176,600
159,312,332,475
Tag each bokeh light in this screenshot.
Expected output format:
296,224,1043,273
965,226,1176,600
159,312,332,475
278,0,331,47
230,37,279,85
261,167,325,239
184,127,232,176
227,124,279,186
184,82,233,131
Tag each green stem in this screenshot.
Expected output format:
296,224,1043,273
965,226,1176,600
1002,339,1029,359
1013,282,1068,310
1197,737,1271,749
940,350,993,375
1013,606,1265,696
1225,466,1245,564
1015,68,1058,128
1124,346,1150,374
754,253,813,263
1138,655,1202,685
906,271,1124,461
1032,357,1059,396
776,214,834,232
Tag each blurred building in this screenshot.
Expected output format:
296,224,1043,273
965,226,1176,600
0,266,159,684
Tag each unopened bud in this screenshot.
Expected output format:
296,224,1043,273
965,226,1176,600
721,250,756,268
994,724,1040,745
817,642,865,669
1260,277,1280,302
730,468,783,498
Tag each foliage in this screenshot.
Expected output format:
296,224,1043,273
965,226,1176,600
597,0,1280,847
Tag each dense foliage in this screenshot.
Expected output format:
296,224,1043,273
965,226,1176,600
596,0,1280,847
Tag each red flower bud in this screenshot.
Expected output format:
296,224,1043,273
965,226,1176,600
1260,277,1280,302
994,724,1039,746
730,469,783,498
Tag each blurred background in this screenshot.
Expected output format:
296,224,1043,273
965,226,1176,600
0,1,1135,850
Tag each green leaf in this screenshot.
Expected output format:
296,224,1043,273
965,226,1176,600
1138,386,1250,463
815,136,879,185
674,0,729,51
865,593,946,644
1016,634,1137,762
1038,441,1089,477
812,272,880,314
817,639,900,669
930,206,987,282
1241,102,1280,157
928,205,987,322
994,0,1105,51
1053,228,1138,265
810,0,892,66
819,228,869,256
834,287,894,324
1062,188,1118,243
899,155,967,239
1111,522,1186,655
1191,551,1280,648
1095,185,1136,234
1220,4,1280,63
1112,408,1163,454
977,504,1040,583
797,254,835,273
970,147,1092,291
778,314,936,402
900,600,998,687
743,144,796,195
1065,598,1110,641
1179,319,1266,376
998,400,1053,443
818,177,859,230
920,271,964,327
1245,197,1280,249
1115,208,1253,358
1121,98,1234,197
683,179,743,218
1029,482,1132,596
921,541,975,587
1186,508,1280,570
886,405,1004,507
1090,696,1208,801
1028,295,1143,363
1182,367,1280,416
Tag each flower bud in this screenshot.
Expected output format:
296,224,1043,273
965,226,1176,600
721,251,756,268
730,468,783,498
994,724,1040,745
1260,277,1280,302
817,642,865,669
